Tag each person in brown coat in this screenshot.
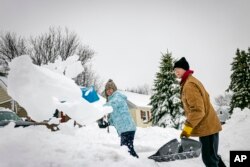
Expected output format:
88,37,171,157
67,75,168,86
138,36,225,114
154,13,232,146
174,57,226,167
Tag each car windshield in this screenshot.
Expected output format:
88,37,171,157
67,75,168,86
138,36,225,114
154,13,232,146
0,111,21,121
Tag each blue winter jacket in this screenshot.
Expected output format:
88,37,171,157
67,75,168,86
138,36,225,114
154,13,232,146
105,91,136,136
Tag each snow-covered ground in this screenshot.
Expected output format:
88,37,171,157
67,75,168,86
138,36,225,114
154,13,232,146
0,108,249,167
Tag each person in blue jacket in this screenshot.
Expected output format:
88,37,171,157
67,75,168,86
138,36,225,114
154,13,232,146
104,79,139,158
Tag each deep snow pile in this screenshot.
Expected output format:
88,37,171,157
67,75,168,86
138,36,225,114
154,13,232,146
0,108,249,167
219,108,250,164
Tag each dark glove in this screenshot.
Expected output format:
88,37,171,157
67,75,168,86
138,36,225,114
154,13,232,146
180,125,193,138
97,118,109,128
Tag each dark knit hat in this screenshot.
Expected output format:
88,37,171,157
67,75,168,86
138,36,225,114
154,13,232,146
174,57,189,70
105,79,117,92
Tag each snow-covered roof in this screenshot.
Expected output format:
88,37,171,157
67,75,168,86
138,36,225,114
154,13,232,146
119,90,151,108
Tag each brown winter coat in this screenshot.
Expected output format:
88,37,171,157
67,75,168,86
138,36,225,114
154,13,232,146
181,75,222,137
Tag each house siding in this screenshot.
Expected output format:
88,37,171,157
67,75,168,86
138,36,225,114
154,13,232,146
0,79,28,118
0,86,11,104
129,107,152,128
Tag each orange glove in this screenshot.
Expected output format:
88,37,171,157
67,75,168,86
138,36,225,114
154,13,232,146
180,125,193,138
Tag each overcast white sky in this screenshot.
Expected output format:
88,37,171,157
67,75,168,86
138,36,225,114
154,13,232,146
1,0,250,98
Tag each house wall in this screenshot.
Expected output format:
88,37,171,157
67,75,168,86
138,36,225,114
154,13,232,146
129,107,152,128
0,86,13,111
0,86,11,104
16,104,28,118
129,108,137,124
0,101,12,109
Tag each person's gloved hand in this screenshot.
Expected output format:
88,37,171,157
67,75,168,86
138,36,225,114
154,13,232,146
103,120,109,127
180,125,193,138
97,118,109,128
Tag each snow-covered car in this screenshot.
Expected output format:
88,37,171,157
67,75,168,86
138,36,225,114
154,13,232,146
0,108,59,131
0,108,36,127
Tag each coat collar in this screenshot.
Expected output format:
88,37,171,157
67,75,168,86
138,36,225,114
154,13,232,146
180,70,194,85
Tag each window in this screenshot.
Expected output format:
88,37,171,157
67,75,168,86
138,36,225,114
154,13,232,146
140,110,151,123
140,110,146,121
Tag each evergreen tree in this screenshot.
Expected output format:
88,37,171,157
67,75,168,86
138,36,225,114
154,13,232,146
149,52,184,129
228,48,250,113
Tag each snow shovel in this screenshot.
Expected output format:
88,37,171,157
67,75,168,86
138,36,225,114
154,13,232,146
148,138,202,162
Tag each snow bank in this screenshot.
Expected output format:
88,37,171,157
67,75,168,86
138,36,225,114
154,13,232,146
219,108,250,165
1,108,249,167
